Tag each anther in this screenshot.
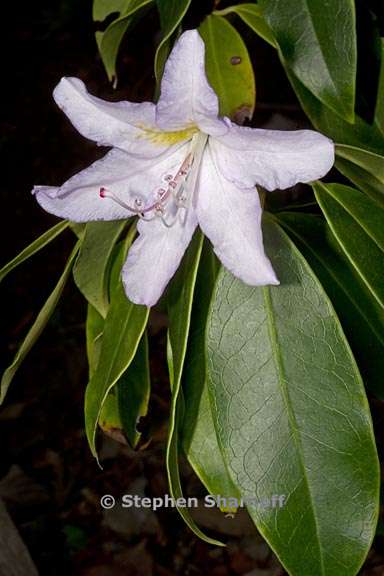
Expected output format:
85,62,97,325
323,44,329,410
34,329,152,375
98,148,197,228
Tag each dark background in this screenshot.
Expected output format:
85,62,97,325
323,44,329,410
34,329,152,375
1,1,383,574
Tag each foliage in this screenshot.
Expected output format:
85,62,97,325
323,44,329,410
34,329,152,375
1,1,383,574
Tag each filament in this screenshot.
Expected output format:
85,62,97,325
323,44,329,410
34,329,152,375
98,134,207,228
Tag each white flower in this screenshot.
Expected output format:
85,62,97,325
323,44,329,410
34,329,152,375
33,30,334,306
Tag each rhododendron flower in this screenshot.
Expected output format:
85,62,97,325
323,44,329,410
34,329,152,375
33,30,334,306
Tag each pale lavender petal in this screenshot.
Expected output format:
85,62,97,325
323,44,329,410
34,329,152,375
195,143,278,286
54,77,187,157
34,145,190,222
122,208,198,306
212,120,334,191
156,30,227,136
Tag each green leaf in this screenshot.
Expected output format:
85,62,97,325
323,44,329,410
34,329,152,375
154,0,192,81
199,15,256,121
84,227,149,460
86,288,150,448
85,242,127,379
335,158,384,209
259,0,357,122
108,241,126,297
0,221,68,284
314,182,384,310
1,241,80,404
99,390,123,433
257,11,383,155
73,220,127,319
86,303,105,378
375,38,384,134
69,222,86,240
206,218,379,575
276,212,384,398
283,66,384,155
182,241,239,503
335,145,384,207
214,3,276,48
93,0,131,22
117,332,151,448
166,231,223,546
96,0,154,83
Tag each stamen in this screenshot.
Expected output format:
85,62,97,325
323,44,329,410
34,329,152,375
160,213,179,228
178,206,188,226
99,187,137,212
97,141,206,229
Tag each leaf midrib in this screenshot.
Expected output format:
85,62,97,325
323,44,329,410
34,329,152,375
263,285,325,575
90,299,148,454
326,186,384,253
315,188,384,309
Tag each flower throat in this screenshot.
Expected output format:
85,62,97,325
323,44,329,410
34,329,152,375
99,133,208,228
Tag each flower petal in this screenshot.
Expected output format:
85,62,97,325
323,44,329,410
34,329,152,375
195,144,278,286
53,77,185,157
122,209,198,306
156,30,226,136
34,145,190,222
211,120,334,191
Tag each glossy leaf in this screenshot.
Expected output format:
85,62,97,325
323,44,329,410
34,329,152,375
199,15,256,121
314,182,384,310
0,221,68,284
86,303,104,378
99,390,123,434
85,242,125,379
96,0,153,83
260,0,357,121
182,241,239,502
215,3,276,48
1,241,80,404
84,226,149,460
93,0,131,22
206,218,379,575
69,222,86,239
73,220,126,319
335,145,384,207
118,332,150,448
336,159,384,209
86,270,150,449
155,0,192,81
166,231,223,546
108,241,126,297
283,66,384,155
276,212,384,398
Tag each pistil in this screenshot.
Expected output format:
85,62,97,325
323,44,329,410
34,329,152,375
99,132,208,227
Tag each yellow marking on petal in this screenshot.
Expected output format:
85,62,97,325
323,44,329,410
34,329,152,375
137,124,199,146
